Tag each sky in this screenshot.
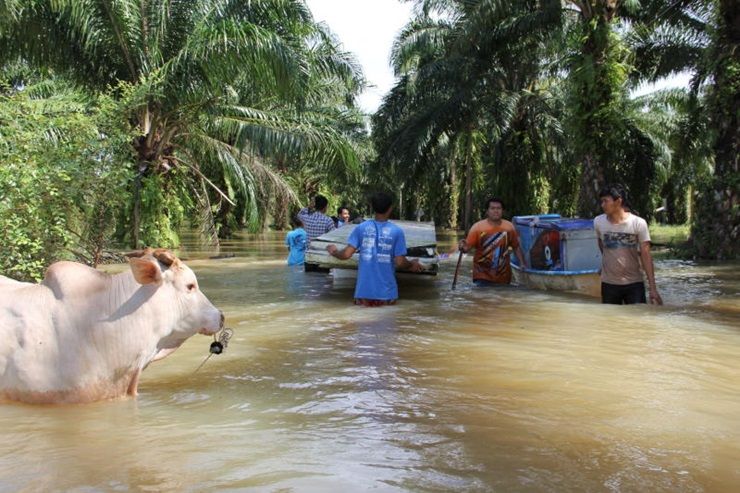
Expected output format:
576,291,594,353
305,0,413,114
304,0,689,112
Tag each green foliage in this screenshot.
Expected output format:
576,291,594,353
0,162,70,281
374,0,714,232
137,171,189,248
0,0,734,263
1,0,368,248
689,173,739,260
687,0,740,259
0,81,134,281
372,0,564,227
650,223,690,246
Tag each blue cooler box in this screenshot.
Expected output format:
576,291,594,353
513,215,601,272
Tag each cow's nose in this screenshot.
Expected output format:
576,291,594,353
219,312,225,329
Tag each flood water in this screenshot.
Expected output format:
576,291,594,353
1,231,738,492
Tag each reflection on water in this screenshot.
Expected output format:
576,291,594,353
1,232,738,492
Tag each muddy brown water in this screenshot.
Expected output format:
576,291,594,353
1,231,738,492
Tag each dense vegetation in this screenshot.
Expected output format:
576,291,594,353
0,0,737,280
373,0,737,256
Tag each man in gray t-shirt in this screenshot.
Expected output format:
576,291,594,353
594,184,663,305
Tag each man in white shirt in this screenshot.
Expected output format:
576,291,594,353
594,184,663,305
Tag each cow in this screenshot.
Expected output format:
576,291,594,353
0,248,224,404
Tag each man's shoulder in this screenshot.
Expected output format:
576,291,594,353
470,219,488,231
349,220,372,235
593,214,609,227
382,221,406,239
389,220,405,232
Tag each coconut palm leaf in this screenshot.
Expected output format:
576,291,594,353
1,0,366,245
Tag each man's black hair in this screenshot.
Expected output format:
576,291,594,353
484,197,505,210
598,184,631,209
371,192,394,214
313,195,329,211
337,205,349,215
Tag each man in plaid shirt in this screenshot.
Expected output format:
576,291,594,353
298,195,335,271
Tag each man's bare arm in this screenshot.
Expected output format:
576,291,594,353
395,256,424,272
515,245,528,269
458,239,470,253
326,244,357,260
640,241,663,305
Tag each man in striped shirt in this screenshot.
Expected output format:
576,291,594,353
298,195,335,271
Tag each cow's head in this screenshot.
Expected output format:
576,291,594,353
126,249,224,338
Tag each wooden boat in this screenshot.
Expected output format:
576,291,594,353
304,220,439,275
510,214,601,297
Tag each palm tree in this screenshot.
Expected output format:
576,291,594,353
699,0,739,259
558,1,652,215
630,0,738,258
372,0,563,229
0,0,365,247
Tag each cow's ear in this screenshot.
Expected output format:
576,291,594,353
129,257,163,285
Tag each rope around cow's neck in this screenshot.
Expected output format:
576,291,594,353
193,328,233,373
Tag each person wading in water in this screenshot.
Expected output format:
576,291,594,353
594,184,663,305
457,197,527,287
326,192,424,306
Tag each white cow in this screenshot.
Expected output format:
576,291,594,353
0,249,224,404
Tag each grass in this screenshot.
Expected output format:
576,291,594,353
650,223,690,246
649,223,691,259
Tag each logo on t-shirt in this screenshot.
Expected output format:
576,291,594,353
603,232,638,250
476,231,509,274
359,223,394,264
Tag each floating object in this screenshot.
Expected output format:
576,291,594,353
194,328,233,373
304,220,439,275
511,215,601,297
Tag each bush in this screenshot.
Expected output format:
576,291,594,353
0,84,133,281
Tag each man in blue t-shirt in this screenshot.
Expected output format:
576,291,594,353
326,192,424,305
285,215,307,266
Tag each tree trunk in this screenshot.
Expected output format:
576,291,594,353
579,154,605,217
572,6,622,217
448,159,459,230
132,165,144,248
690,0,739,259
464,145,473,231
397,186,404,219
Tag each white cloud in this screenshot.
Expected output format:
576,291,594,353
305,0,413,113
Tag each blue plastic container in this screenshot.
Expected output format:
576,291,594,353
513,214,561,267
513,215,601,272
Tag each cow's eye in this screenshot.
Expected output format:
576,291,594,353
187,283,196,292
